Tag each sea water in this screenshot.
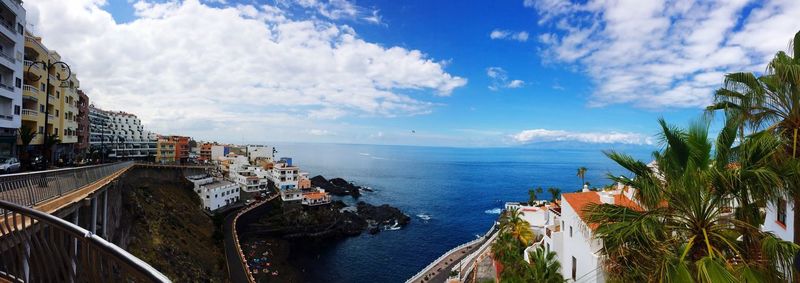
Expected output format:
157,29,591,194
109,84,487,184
271,142,652,283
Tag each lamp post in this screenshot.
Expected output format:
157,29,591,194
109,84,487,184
26,60,71,170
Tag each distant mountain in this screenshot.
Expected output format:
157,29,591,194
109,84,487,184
516,141,658,152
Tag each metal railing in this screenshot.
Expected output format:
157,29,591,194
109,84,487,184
0,200,170,282
0,162,134,207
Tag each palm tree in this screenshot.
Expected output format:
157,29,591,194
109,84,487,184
529,187,543,204
708,30,800,244
17,126,36,166
526,247,564,283
587,118,798,282
499,207,535,246
576,167,587,187
547,187,561,202
43,133,61,167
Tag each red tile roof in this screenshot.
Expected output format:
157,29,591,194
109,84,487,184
562,191,642,230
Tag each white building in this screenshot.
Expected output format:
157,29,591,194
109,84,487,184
246,145,273,163
270,159,299,191
505,201,551,236
530,184,641,283
301,188,331,206
187,174,240,211
0,0,24,156
763,198,794,242
89,106,157,159
211,145,229,161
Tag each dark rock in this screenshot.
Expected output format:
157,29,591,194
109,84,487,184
310,175,362,198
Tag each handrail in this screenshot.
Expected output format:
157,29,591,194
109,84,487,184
406,223,496,283
0,162,134,207
232,193,279,283
0,200,171,282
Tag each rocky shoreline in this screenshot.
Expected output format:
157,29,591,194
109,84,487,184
238,176,410,282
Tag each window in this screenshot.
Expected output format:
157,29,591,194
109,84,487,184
17,23,23,34
39,104,44,112
40,83,45,91
778,199,787,226
39,126,43,134
15,78,20,88
14,105,19,115
572,257,577,280
56,91,60,98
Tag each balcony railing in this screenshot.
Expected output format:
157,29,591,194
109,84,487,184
0,82,13,92
22,84,38,94
0,200,170,282
21,109,37,117
23,60,39,70
0,50,14,64
0,20,14,35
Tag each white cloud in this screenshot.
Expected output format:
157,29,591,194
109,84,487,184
528,0,800,109
511,129,653,145
25,0,466,141
487,67,525,90
307,129,331,136
490,29,529,42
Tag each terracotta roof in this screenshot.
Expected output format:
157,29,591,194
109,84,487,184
303,192,328,200
562,191,643,230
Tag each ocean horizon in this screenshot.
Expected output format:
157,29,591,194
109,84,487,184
270,142,654,283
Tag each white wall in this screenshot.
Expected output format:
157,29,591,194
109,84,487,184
764,198,794,243
199,181,240,211
560,197,605,283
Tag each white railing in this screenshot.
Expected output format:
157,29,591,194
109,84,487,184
407,223,497,283
0,50,14,63
450,224,500,282
21,109,38,116
22,84,38,94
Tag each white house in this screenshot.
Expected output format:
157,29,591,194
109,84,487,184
270,159,299,190
246,145,274,163
529,185,641,283
763,198,794,242
187,174,240,211
211,145,229,161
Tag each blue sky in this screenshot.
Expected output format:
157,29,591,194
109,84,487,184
25,0,800,147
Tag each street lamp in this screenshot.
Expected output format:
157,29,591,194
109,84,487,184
27,60,71,170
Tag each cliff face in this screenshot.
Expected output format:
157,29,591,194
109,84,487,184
114,168,227,282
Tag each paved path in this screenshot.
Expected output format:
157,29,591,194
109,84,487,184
414,241,484,283
224,210,250,283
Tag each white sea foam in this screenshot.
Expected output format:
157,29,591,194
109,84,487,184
417,214,431,221
484,208,502,214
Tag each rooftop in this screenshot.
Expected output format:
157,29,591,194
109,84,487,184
562,191,642,230
203,180,236,190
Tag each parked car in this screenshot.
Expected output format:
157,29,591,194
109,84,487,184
0,157,21,173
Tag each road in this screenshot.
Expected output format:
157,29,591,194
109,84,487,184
224,210,250,283
413,241,484,283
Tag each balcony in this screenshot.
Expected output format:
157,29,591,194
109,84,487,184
0,81,13,92
0,50,14,64
0,19,14,36
23,60,39,69
21,109,38,117
22,84,38,94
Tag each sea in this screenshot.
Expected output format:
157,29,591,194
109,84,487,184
269,142,653,283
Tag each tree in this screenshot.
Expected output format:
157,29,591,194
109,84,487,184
707,30,800,245
526,247,564,283
499,207,535,246
18,126,36,165
43,133,61,167
587,118,798,282
529,187,543,204
576,167,587,187
547,187,561,202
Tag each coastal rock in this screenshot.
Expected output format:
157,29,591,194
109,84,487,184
356,202,411,232
310,175,362,198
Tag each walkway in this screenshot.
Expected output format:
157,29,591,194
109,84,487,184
426,243,483,283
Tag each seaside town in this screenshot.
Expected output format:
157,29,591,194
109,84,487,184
1,1,800,283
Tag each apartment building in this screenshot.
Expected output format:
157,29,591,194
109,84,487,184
0,0,24,156
21,31,80,160
88,106,157,160
246,145,274,163
75,90,89,153
155,135,190,163
198,142,212,162
186,174,240,211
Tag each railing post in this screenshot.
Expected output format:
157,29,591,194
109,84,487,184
22,240,30,282
90,197,97,235
71,208,79,283
25,179,36,206
102,189,108,238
